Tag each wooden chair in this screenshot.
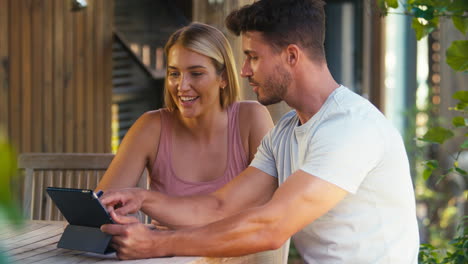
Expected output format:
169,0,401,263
18,153,148,221
18,152,290,263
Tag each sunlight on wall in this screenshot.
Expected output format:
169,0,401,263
384,8,408,134
111,104,119,154
415,37,430,140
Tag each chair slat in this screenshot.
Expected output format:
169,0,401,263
18,153,149,221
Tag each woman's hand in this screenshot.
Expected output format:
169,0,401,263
100,188,147,216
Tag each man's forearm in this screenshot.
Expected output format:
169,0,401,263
160,205,284,257
140,190,228,228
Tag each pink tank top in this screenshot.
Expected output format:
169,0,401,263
150,102,248,196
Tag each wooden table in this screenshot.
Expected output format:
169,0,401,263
0,221,286,264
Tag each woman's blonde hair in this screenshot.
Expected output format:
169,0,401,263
163,22,240,111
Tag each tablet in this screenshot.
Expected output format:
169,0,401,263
46,187,115,227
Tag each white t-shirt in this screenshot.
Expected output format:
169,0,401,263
251,86,419,263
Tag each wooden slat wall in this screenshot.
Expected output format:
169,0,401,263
0,0,9,135
0,0,113,153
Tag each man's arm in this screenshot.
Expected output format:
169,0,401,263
102,169,348,259
101,166,278,228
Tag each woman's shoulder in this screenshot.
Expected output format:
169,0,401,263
236,101,271,124
236,100,273,132
132,108,170,132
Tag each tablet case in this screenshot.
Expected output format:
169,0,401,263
46,187,115,254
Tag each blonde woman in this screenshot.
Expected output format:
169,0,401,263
97,23,273,196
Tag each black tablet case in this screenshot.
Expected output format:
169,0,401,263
46,187,115,254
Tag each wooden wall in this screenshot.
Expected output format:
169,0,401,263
0,0,113,154
192,0,292,123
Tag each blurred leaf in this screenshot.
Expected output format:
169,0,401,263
423,160,439,180
420,127,455,144
448,0,468,12
412,17,439,40
378,0,399,15
452,102,468,111
426,159,440,169
377,0,388,16
452,15,468,35
461,140,468,149
455,167,468,175
446,40,468,71
452,116,466,127
423,168,434,180
385,0,398,8
412,6,435,20
452,90,468,103
0,135,22,226
407,0,435,6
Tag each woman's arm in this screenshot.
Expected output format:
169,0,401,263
238,101,274,163
96,111,162,191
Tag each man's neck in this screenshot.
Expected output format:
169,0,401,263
284,62,339,125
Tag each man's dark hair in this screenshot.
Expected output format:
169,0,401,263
225,0,326,62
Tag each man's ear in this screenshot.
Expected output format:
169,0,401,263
286,44,300,66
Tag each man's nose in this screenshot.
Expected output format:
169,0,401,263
240,60,252,78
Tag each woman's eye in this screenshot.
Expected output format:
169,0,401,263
191,72,203,77
168,72,180,77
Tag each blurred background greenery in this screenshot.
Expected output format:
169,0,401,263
0,127,23,264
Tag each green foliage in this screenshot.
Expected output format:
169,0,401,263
450,0,468,34
380,1,467,263
451,116,465,127
420,127,455,144
377,0,399,15
446,41,468,71
382,0,468,68
451,91,468,111
0,132,22,225
461,140,468,149
0,129,23,264
423,160,440,180
419,243,439,264
412,16,440,40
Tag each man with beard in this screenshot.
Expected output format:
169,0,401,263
100,0,420,263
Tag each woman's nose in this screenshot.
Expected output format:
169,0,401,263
178,75,190,91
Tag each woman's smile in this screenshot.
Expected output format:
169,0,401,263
179,96,200,107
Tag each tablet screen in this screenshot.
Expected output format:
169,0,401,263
46,187,114,227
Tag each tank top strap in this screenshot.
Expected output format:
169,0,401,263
157,109,172,156
226,102,248,171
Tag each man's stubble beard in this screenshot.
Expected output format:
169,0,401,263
257,65,292,106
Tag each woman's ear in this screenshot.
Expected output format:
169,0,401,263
220,80,227,90
220,71,228,89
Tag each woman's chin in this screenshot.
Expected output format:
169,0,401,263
178,108,198,119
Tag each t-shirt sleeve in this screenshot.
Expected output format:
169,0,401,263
300,116,383,193
250,129,278,178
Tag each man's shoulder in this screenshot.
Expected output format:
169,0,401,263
272,110,298,131
261,110,298,144
277,110,298,125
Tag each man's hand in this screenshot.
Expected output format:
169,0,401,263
101,211,170,260
100,188,146,215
